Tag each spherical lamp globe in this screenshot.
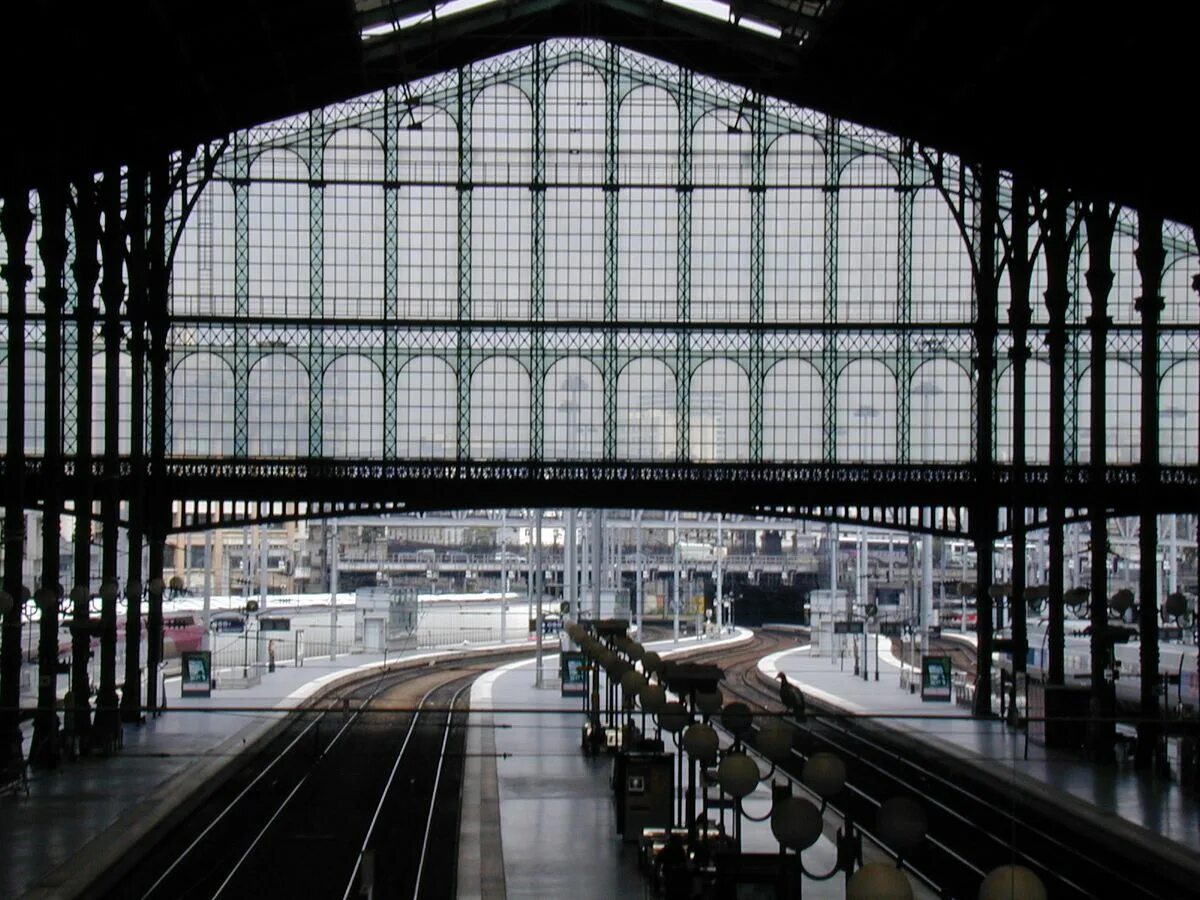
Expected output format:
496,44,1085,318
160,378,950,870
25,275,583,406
659,701,691,734
695,689,723,717
640,683,667,714
847,863,913,900
720,701,753,736
978,865,1047,900
801,752,846,799
755,718,794,764
682,723,719,764
770,795,823,851
716,752,761,799
620,669,647,698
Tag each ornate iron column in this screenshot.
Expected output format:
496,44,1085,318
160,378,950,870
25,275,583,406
971,166,1000,717
1083,200,1116,762
1133,210,1164,769
32,180,68,767
1,187,34,772
121,164,147,723
70,176,100,747
1040,189,1073,686
1006,177,1035,711
145,159,170,713
93,168,124,744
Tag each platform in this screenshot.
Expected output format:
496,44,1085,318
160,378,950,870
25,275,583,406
456,629,938,900
759,640,1200,865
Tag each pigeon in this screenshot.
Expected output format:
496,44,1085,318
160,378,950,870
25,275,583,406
777,672,806,721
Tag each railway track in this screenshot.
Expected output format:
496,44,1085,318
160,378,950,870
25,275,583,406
94,648,530,900
691,628,1189,900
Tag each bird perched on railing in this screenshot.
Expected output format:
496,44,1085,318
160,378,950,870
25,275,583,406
777,672,806,721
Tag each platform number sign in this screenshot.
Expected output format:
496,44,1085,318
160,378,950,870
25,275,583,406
921,655,952,702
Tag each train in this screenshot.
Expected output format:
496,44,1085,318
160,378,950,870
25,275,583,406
994,617,1199,713
25,613,208,665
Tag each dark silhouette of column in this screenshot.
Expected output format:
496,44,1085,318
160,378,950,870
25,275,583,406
121,165,147,724
1040,189,1073,686
1083,201,1116,763
93,168,124,746
70,176,100,749
31,181,68,768
1,188,33,774
1006,177,1035,716
1134,211,1164,769
145,160,169,713
972,167,1000,717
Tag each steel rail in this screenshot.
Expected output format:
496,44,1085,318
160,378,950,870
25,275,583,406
412,681,472,900
209,671,412,900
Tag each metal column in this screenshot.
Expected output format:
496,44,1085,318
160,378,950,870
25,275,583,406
121,164,147,724
972,167,1001,717
1084,201,1116,762
31,181,68,766
1007,177,1035,707
94,168,124,743
145,159,170,714
1,188,34,771
1041,189,1074,687
70,177,100,740
1134,211,1164,769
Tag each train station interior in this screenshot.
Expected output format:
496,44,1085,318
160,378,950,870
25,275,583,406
1,2,1198,897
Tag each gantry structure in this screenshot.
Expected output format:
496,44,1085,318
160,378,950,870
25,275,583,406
1,1,1198,773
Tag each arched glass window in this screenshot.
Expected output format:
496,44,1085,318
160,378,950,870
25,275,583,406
325,128,384,319
249,354,308,457
397,106,458,321
836,359,897,461
765,133,824,324
763,359,822,461
470,357,530,459
397,356,456,459
912,188,972,323
249,149,309,318
171,352,234,456
1076,360,1142,464
472,85,532,320
323,355,383,458
1159,360,1199,465
544,357,603,460
617,85,678,322
909,360,971,462
617,358,676,460
172,180,236,316
837,156,899,323
692,111,751,323
689,359,748,461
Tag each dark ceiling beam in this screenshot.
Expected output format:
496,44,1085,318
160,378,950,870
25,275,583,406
1,0,1195,227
